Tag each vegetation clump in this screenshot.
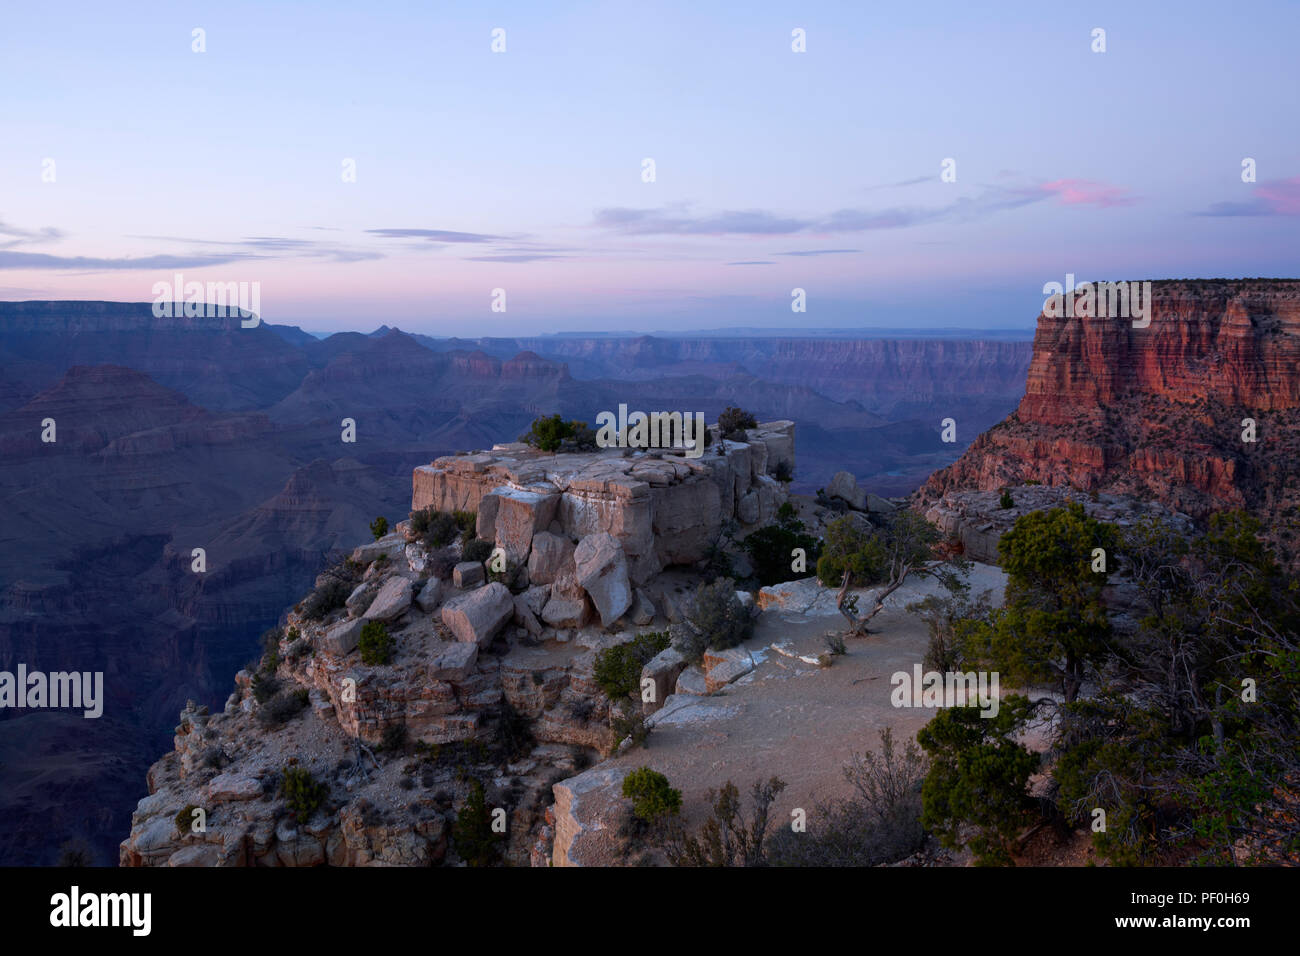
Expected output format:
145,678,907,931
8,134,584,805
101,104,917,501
674,578,752,664
452,778,503,867
717,406,758,442
358,620,393,666
280,766,329,824
593,631,671,700
741,501,822,586
519,413,598,452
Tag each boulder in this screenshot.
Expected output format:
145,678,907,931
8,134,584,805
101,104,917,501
415,577,443,612
573,532,633,628
321,618,364,656
405,542,427,574
441,582,514,645
429,641,479,681
345,581,376,617
453,561,485,589
828,470,867,510
513,593,544,637
640,646,687,713
363,576,413,622
631,588,656,626
735,590,758,618
527,531,576,586
207,773,262,803
541,593,593,629
866,493,897,513
520,584,550,617
551,766,632,867
352,533,407,565
488,487,560,564
675,666,709,696
736,489,760,525
703,646,754,692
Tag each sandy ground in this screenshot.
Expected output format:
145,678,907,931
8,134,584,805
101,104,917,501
602,564,1009,832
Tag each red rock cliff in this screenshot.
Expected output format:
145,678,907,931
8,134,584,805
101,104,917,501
919,279,1300,546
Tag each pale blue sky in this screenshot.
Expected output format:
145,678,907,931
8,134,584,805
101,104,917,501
2,0,1297,333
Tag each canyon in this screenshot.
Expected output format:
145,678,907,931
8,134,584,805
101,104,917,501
0,302,1027,865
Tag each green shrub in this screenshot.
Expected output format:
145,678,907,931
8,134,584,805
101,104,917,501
593,631,671,700
622,767,682,822
258,688,310,728
816,516,886,588
174,804,202,835
251,671,281,704
773,459,793,483
301,576,352,621
280,766,329,824
519,413,597,452
452,779,503,867
681,578,752,661
369,515,389,540
999,489,1014,510
741,507,822,586
359,620,393,666
461,538,494,565
611,710,651,752
918,696,1038,866
718,406,757,442
410,506,459,549
452,510,477,538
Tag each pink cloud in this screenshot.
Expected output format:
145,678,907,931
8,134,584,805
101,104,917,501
1256,176,1300,215
1039,179,1139,208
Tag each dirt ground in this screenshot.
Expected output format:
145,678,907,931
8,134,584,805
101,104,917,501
602,564,1009,836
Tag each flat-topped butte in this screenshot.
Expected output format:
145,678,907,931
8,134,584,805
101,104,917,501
413,420,795,585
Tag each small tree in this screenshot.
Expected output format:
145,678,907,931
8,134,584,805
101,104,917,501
593,631,671,700
519,414,596,452
971,502,1117,702
676,578,752,663
622,767,682,822
359,620,393,666
819,511,940,635
280,766,329,824
452,779,503,867
999,489,1014,510
369,515,389,540
917,695,1038,865
741,503,822,586
717,406,758,442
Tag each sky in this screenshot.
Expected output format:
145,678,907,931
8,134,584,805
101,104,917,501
1,0,1298,335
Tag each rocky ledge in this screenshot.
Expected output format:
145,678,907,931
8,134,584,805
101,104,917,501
412,421,795,585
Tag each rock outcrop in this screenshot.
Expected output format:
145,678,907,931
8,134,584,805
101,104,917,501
919,280,1300,561
412,421,795,585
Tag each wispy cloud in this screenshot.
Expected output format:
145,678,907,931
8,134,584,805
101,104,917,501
594,206,810,236
774,249,861,257
594,179,1137,238
0,251,259,271
367,228,506,243
726,260,774,266
462,254,569,263
1038,179,1138,208
1196,177,1300,217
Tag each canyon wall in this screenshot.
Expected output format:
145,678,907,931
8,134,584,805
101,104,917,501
920,279,1300,551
